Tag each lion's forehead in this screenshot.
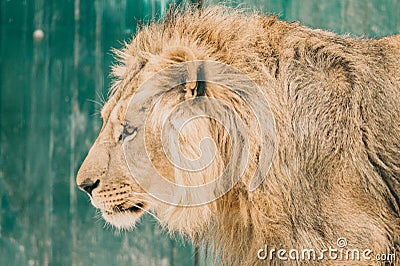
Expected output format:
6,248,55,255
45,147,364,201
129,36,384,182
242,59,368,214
101,97,129,124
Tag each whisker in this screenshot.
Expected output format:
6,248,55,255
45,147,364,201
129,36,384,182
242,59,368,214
87,98,104,107
95,89,107,105
94,210,103,222
128,192,164,203
87,98,104,118
91,111,102,118
130,191,172,199
130,191,150,195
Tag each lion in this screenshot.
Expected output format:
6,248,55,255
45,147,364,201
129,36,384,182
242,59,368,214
76,5,400,265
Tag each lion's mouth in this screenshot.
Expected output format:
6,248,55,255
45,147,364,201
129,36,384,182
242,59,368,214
104,202,145,215
100,201,147,229
116,202,144,213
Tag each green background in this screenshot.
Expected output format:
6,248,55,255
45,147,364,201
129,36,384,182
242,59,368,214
1,0,399,265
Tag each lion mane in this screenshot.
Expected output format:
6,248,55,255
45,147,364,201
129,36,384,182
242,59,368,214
77,6,400,265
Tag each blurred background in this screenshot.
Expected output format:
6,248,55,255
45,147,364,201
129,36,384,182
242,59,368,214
1,0,399,265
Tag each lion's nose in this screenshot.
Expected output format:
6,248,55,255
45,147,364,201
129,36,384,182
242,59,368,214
78,179,100,196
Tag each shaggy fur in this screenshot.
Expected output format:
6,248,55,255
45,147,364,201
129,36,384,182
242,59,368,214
77,6,400,265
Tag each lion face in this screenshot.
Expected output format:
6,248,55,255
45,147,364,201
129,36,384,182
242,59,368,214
76,94,152,229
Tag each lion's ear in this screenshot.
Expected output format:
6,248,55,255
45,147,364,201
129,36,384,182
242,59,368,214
184,61,206,98
163,47,207,98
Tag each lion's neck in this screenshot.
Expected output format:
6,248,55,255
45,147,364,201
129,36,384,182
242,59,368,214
202,187,291,265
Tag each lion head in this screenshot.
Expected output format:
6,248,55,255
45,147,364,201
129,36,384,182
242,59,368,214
77,6,399,265
76,45,276,231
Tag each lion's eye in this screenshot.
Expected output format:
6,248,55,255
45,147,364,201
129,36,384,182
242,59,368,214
119,122,137,142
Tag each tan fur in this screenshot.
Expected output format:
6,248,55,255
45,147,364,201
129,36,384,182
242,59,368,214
77,6,400,265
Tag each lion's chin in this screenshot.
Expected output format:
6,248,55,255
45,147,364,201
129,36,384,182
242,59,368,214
102,210,142,230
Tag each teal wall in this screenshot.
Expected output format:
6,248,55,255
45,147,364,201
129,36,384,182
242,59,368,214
221,0,400,37
1,0,399,265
